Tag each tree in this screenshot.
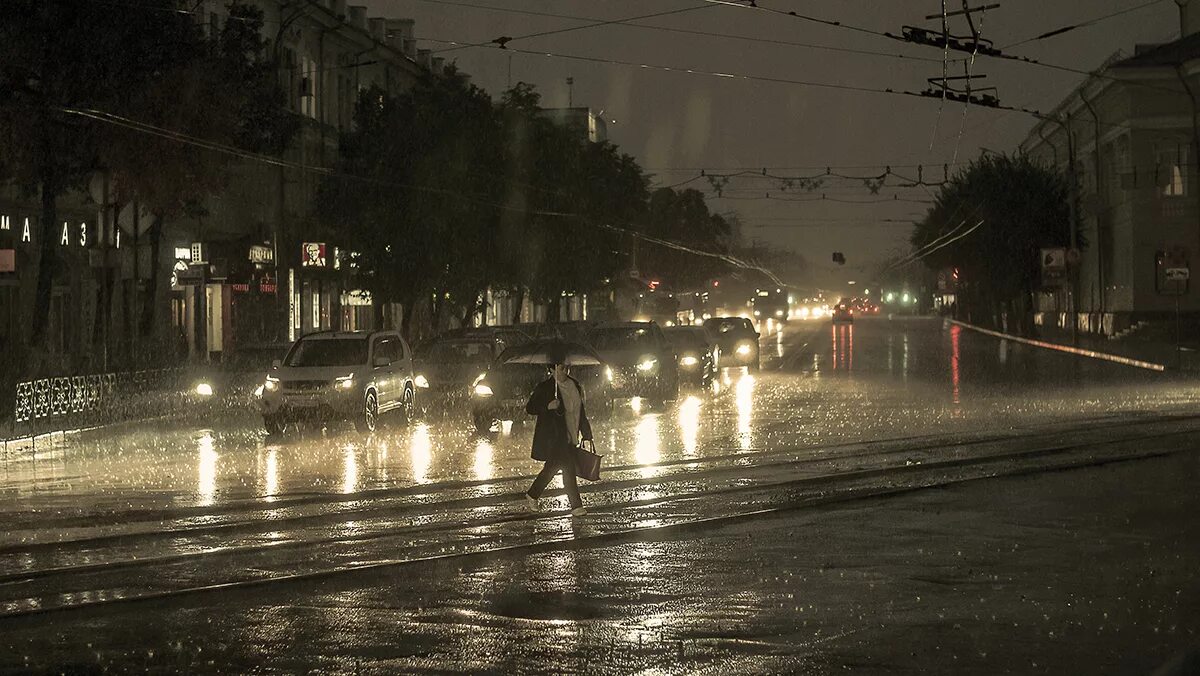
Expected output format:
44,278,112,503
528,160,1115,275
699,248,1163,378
498,84,648,321
321,67,505,338
640,188,733,290
0,0,295,357
911,153,1071,332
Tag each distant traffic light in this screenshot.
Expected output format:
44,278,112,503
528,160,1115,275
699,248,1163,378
832,252,846,265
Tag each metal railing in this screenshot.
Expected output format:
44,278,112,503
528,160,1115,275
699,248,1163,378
5,368,184,442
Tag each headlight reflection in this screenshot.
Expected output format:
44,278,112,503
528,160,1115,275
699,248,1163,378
411,423,433,484
679,396,701,457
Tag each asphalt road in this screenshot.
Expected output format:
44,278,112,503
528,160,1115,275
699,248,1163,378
1,316,1198,673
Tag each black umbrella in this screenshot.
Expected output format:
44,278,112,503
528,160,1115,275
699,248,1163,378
502,338,603,366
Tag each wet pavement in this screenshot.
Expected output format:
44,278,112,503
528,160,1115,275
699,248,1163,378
1,317,1199,672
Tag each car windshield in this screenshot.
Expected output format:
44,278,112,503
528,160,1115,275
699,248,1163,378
664,328,707,349
284,338,367,367
420,341,492,364
708,318,752,334
587,327,655,351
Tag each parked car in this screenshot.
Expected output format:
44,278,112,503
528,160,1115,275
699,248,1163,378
258,330,416,434
469,347,615,433
586,321,679,402
663,326,718,385
413,336,506,415
703,316,760,370
832,302,854,323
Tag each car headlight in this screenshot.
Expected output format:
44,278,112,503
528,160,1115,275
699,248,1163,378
680,355,699,366
264,376,280,392
637,358,658,371
605,366,614,382
736,343,752,355
195,382,214,397
775,310,784,317
253,384,264,398
336,375,355,390
754,310,761,317
415,374,430,388
474,383,494,397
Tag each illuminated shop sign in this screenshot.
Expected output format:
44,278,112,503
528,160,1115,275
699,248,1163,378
249,244,274,264
301,242,327,267
0,213,106,248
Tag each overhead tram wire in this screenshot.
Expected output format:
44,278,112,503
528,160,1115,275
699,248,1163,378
1002,0,1170,49
418,38,1045,117
701,0,1182,95
54,105,788,285
410,0,949,65
430,5,715,54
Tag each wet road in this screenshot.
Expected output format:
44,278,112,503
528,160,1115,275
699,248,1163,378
2,317,1199,672
1,317,1191,516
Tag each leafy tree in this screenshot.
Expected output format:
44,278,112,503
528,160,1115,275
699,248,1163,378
498,84,648,321
640,188,733,290
0,0,294,357
321,67,505,337
912,153,1071,332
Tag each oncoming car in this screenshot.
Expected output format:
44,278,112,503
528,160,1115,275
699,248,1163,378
586,321,679,402
663,325,718,385
258,330,416,434
704,316,760,370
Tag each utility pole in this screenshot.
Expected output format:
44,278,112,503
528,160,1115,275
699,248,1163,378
566,76,574,107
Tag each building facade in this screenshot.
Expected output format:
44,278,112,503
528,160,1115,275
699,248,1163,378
1021,12,1200,335
0,0,438,376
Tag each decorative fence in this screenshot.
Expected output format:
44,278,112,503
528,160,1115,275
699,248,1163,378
4,368,185,442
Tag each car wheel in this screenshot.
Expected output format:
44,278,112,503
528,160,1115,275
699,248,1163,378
398,386,415,426
263,415,284,435
355,391,379,433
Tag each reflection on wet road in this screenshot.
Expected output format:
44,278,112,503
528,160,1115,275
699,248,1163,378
0,318,1193,516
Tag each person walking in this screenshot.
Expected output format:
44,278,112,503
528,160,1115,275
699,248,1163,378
524,362,593,516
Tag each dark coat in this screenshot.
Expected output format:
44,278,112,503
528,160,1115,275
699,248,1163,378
525,376,593,462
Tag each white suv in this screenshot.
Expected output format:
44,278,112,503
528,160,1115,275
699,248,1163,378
259,330,416,434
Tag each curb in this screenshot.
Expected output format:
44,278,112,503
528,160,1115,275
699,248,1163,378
947,319,1168,372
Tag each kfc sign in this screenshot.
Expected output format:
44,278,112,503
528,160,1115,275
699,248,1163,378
301,242,327,267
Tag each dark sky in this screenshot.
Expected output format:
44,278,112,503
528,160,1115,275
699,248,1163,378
364,0,1179,290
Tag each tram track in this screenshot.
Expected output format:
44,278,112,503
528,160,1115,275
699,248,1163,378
0,412,1196,620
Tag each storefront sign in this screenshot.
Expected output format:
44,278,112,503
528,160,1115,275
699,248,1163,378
174,247,192,261
301,242,327,267
249,244,274,264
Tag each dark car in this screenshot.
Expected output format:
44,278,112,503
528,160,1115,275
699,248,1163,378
438,326,533,348
469,347,614,433
186,343,291,412
663,326,718,386
703,316,760,370
413,337,506,415
832,302,854,323
586,321,679,402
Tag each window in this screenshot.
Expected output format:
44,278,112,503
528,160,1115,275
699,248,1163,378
1157,144,1188,197
299,55,317,119
373,336,399,363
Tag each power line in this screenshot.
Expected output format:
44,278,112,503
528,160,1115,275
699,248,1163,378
53,105,786,283
1002,0,1170,48
410,0,948,65
419,38,1040,116
430,5,715,54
